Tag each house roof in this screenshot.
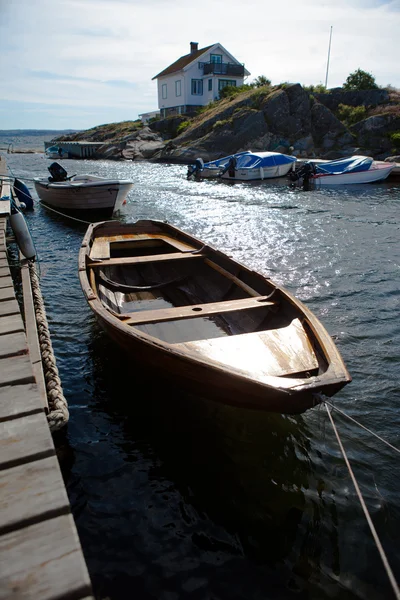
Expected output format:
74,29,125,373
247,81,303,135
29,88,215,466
152,45,214,80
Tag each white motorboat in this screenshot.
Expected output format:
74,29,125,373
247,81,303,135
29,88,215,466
34,162,134,218
45,145,69,159
291,155,395,187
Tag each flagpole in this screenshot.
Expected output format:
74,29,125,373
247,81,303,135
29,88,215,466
325,26,333,89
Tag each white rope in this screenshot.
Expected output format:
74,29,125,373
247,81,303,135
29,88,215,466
40,201,93,225
326,404,400,600
313,393,400,455
325,399,400,455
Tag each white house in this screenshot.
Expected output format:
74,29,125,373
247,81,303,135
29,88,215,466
152,42,250,118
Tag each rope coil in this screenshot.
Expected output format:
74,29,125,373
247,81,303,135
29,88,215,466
28,261,69,432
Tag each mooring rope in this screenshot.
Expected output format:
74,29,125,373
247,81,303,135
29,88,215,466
314,393,400,455
28,261,69,432
39,201,93,225
325,404,400,600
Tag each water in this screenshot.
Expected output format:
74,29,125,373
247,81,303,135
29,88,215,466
4,150,400,600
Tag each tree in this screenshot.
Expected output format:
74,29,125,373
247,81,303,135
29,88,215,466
343,69,379,90
252,75,272,88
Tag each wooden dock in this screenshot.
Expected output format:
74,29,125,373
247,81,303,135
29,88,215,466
0,157,94,600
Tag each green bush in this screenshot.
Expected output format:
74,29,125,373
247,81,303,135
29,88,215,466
219,84,252,99
343,69,379,90
176,120,191,135
336,103,367,126
390,132,400,150
212,119,231,130
304,84,327,93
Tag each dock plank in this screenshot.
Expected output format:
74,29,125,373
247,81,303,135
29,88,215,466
0,384,44,422
0,456,71,536
0,412,55,471
0,354,35,387
0,312,25,336
0,286,14,301
0,276,14,289
0,298,20,317
0,331,27,359
0,514,93,600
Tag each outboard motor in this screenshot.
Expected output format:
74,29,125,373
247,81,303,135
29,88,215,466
289,161,316,189
48,162,68,183
187,157,204,179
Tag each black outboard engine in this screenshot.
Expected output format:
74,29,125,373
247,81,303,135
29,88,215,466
187,157,204,179
48,162,68,183
289,161,316,189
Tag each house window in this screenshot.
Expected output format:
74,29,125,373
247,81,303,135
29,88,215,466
210,54,222,64
208,78,212,91
175,80,181,97
162,84,167,99
191,79,203,95
218,79,236,91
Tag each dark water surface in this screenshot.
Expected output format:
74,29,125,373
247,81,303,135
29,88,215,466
4,152,400,600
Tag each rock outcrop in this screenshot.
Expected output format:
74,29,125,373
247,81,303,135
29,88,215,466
61,84,399,163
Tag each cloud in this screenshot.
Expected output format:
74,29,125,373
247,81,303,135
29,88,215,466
0,0,399,128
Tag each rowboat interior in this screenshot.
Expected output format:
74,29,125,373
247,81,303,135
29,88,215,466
82,221,348,399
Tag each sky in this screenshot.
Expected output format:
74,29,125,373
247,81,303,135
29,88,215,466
0,0,399,131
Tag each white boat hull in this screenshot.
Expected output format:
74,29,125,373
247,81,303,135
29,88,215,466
221,162,295,181
34,176,134,215
311,163,394,186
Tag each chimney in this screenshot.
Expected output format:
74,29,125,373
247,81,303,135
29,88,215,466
190,42,198,54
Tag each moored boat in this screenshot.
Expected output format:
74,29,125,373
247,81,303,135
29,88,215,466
79,219,351,414
188,151,297,181
34,162,134,218
291,155,395,187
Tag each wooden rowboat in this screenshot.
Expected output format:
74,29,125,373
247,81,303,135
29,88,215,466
79,220,351,414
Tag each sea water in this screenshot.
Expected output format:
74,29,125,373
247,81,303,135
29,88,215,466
4,150,400,600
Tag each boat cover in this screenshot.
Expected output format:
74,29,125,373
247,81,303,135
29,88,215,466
315,155,373,175
235,152,296,169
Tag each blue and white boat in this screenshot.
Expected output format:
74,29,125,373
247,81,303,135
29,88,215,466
187,151,251,179
293,155,395,187
188,151,296,181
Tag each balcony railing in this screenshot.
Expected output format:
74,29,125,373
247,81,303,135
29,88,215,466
202,62,245,77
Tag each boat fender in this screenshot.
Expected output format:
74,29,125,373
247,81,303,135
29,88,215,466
10,203,36,260
13,178,34,210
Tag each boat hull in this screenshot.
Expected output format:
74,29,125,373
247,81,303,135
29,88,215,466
34,180,133,216
221,162,295,181
96,314,347,414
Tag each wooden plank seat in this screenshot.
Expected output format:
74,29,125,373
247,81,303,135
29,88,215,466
87,251,205,268
120,296,278,325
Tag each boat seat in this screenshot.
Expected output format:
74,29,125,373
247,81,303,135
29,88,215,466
87,252,205,268
170,318,319,380
120,296,278,325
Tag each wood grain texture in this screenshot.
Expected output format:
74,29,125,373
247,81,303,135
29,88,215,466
0,354,35,387
0,514,93,600
0,384,44,422
0,331,28,359
0,298,20,317
124,296,276,325
0,276,14,289
0,312,25,336
0,412,55,470
20,262,48,409
0,456,70,536
88,251,205,268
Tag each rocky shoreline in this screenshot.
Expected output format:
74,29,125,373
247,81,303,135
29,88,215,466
52,83,400,165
